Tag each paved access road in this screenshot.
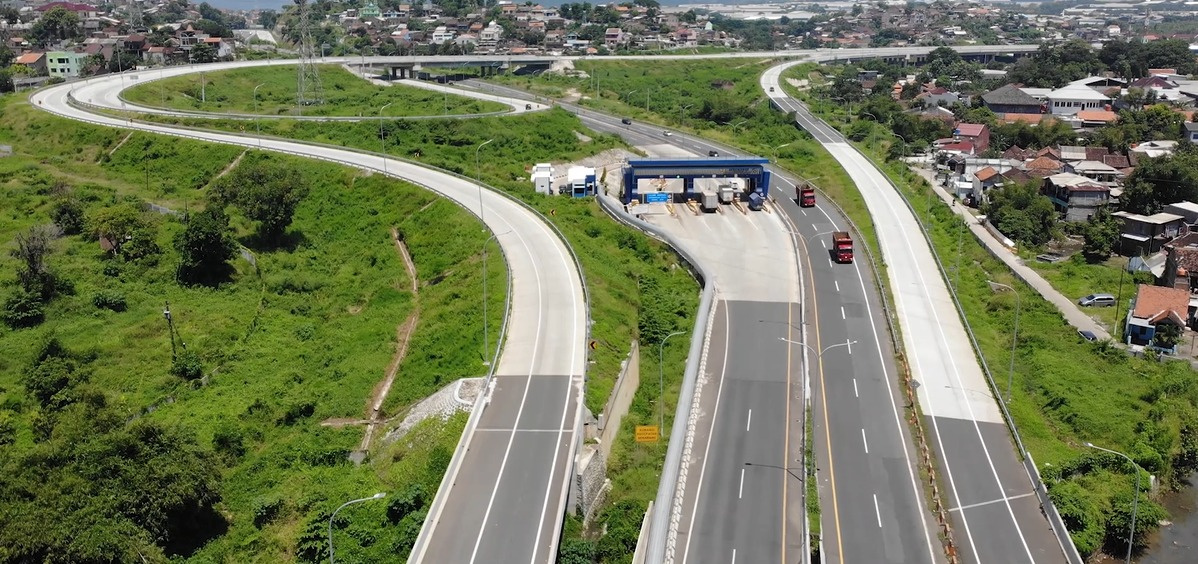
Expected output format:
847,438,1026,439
762,62,1067,564
32,69,588,564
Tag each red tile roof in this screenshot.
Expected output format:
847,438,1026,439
1132,284,1189,325
1077,110,1118,123
955,123,986,137
1026,156,1063,171
975,166,999,181
14,52,43,64
1001,113,1046,124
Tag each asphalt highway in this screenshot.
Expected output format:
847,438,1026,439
32,70,588,564
762,62,1066,563
512,78,940,563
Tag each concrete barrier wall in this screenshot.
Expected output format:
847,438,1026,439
599,342,640,463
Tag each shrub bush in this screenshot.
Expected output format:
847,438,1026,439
91,289,127,312
171,349,204,380
2,291,45,329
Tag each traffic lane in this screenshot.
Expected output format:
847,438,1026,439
933,416,1066,564
684,300,794,564
468,374,575,564
676,300,731,562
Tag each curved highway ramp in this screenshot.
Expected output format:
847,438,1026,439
31,67,588,564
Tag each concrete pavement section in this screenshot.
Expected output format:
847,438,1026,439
33,67,589,564
762,61,1067,563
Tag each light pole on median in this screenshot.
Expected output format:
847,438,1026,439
378,102,394,175
253,83,265,145
779,337,857,364
1086,442,1140,564
987,280,1021,402
328,492,385,564
659,330,687,437
475,139,494,226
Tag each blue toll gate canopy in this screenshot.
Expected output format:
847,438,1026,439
621,157,772,204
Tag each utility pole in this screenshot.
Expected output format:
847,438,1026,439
163,301,177,361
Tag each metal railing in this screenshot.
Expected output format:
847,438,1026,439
595,194,713,564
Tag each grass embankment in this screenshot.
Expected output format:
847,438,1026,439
134,100,703,561
0,97,503,561
121,63,508,117
1028,255,1145,333
812,109,1195,557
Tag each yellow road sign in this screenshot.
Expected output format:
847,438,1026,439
635,425,659,442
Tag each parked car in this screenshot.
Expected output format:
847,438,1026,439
1078,293,1116,307
621,118,632,125
1078,330,1098,342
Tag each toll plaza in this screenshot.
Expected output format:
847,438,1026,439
621,157,772,206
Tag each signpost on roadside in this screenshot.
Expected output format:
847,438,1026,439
645,192,670,204
635,425,659,442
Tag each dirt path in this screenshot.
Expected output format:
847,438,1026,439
103,132,134,160
211,150,248,182
354,227,421,451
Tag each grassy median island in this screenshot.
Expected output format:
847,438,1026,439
818,113,1198,558
121,63,508,117
0,97,501,561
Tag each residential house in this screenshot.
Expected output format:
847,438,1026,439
1041,172,1110,222
1024,155,1064,178
918,86,960,108
954,123,990,153
431,25,455,44
981,84,1043,115
1185,122,1198,144
45,50,86,78
1130,140,1178,159
14,52,47,75
1126,284,1189,350
1165,202,1198,229
1112,211,1187,254
1067,160,1123,184
1075,109,1118,126
1162,233,1198,292
479,21,503,46
971,166,1004,202
604,27,625,48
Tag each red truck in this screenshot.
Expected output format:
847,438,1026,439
798,184,815,207
832,231,853,263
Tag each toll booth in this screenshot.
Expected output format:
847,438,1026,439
621,157,771,205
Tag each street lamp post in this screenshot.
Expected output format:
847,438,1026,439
680,104,693,127
1086,443,1140,564
987,281,1021,402
378,102,394,175
481,230,510,369
253,83,266,145
475,139,494,226
772,142,792,164
327,492,386,564
659,331,687,436
626,89,637,106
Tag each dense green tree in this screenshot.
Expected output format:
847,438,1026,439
189,41,217,63
51,197,85,235
1118,145,1198,214
174,207,238,285
210,158,310,245
258,9,279,29
1007,39,1105,88
1099,38,1198,78
0,68,12,94
981,181,1059,246
193,18,231,38
30,7,81,45
88,203,161,262
0,44,14,67
1081,208,1120,262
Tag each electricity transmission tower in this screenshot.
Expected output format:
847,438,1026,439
295,0,324,106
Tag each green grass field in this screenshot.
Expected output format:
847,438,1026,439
0,96,506,561
122,64,508,117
